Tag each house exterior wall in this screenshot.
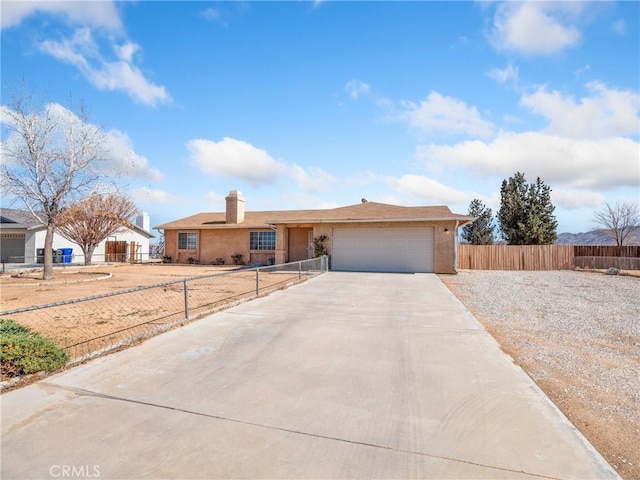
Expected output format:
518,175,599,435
163,220,459,273
24,227,151,264
165,228,274,265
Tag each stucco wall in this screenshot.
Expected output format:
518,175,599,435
25,228,152,264
164,221,460,273
165,228,274,265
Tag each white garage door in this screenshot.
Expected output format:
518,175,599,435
332,227,434,273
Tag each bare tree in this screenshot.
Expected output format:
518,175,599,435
1,92,108,279
56,194,138,265
593,202,640,246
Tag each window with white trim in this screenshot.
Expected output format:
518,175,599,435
250,231,276,250
178,232,197,250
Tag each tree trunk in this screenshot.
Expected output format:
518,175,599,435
43,222,55,280
83,245,96,266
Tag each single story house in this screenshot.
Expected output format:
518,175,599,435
155,191,475,274
0,209,154,264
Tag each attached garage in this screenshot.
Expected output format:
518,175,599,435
332,227,434,273
0,233,26,263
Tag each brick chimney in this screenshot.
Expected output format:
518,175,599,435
225,190,245,224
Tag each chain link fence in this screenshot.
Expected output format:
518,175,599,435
0,256,328,363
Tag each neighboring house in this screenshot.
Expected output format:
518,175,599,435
155,191,475,274
0,208,154,264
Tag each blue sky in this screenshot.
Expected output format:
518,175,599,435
1,1,639,235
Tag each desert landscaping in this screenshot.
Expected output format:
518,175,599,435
1,263,306,360
1,265,638,479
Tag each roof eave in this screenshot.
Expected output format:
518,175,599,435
266,216,476,225
155,223,270,230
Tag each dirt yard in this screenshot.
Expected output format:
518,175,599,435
1,263,242,309
1,263,303,360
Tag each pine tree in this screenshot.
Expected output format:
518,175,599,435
498,172,557,245
462,199,495,245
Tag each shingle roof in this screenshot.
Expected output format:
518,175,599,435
0,208,154,237
0,209,43,229
154,202,474,230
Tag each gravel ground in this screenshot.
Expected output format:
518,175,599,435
440,270,639,480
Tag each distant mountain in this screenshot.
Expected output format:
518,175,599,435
555,229,640,245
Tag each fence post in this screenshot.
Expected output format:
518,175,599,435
298,261,302,281
255,268,260,297
183,280,189,318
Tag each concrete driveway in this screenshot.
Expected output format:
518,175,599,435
1,272,618,479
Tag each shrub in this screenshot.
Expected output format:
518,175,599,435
213,257,225,265
1,319,69,377
313,235,328,257
230,253,244,265
0,319,30,336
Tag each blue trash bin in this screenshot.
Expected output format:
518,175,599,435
61,248,73,263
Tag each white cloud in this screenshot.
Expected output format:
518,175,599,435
1,1,122,30
487,64,519,87
188,137,286,186
1,102,161,182
130,187,186,205
204,191,226,208
521,82,640,138
288,165,335,193
398,92,495,138
552,188,606,210
115,42,138,63
187,137,335,192
345,79,370,100
103,129,163,182
490,2,582,55
39,28,171,107
389,174,472,205
419,132,639,190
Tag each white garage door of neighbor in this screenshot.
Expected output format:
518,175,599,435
332,227,434,273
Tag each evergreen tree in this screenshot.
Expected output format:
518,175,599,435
462,199,495,244
498,172,557,245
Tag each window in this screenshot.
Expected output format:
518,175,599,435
178,232,197,250
250,231,276,250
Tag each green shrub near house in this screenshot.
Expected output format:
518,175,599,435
1,319,68,377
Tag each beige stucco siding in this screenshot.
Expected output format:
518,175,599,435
165,228,274,265
164,220,459,273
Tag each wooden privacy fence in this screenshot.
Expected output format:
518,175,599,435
458,244,640,270
458,245,575,270
573,245,640,270
574,245,640,257
105,241,127,262
105,241,143,263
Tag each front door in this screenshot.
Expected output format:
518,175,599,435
288,227,313,262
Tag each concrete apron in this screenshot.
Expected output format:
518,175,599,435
1,272,619,479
